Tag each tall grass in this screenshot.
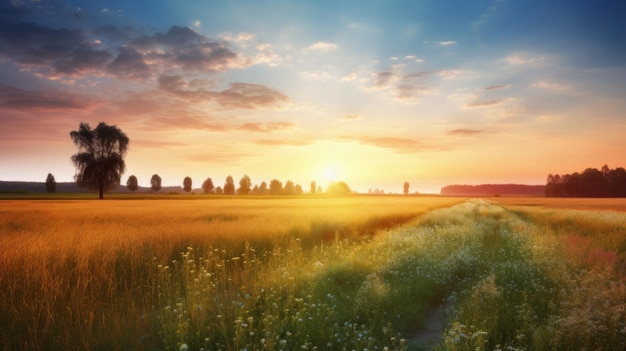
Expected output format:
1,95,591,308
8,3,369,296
0,196,460,350
3,196,626,350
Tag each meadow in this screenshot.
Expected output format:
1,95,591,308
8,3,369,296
1,195,625,350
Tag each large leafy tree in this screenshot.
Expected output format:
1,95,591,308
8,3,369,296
238,174,251,195
183,176,192,192
269,179,282,195
202,177,215,193
151,174,162,192
45,173,56,193
70,122,129,199
127,175,138,192
224,175,235,195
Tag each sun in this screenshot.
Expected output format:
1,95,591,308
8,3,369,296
323,166,339,183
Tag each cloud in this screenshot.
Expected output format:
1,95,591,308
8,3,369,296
532,80,570,91
130,26,240,72
300,71,334,80
1,20,244,81
369,69,450,102
447,129,483,136
0,86,93,111
304,41,338,52
132,139,189,148
341,114,361,121
252,43,282,67
485,84,509,90
0,21,84,65
236,122,294,132
341,73,358,82
394,85,430,102
150,115,228,132
106,46,151,79
254,138,313,146
186,150,253,164
374,71,395,88
339,135,433,153
214,83,291,110
466,99,503,108
505,53,545,65
157,75,291,110
437,41,457,46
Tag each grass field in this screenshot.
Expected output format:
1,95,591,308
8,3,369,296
1,195,625,350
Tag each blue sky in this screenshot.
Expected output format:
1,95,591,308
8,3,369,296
1,0,625,193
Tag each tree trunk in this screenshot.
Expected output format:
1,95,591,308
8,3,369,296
99,182,104,199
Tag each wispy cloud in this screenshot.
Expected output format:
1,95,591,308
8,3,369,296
338,135,437,153
341,114,361,121
157,75,291,110
505,53,545,65
254,138,314,146
532,80,570,91
466,99,503,108
236,122,294,132
447,129,483,136
485,84,509,90
437,41,457,46
0,86,95,111
304,41,338,52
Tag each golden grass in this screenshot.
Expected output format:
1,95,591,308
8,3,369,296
3,195,626,350
492,196,626,213
0,195,463,350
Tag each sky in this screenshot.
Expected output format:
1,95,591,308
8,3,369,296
1,0,625,194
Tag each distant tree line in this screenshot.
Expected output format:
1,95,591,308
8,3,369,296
546,165,626,197
122,174,353,196
440,184,546,196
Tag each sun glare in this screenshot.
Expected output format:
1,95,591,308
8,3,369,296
324,166,338,182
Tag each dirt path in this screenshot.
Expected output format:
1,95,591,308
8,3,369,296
405,301,450,351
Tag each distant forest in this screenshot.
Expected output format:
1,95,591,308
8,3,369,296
545,165,626,197
440,184,545,196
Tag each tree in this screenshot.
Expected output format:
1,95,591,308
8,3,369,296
202,177,215,193
151,174,162,192
183,176,192,192
224,175,235,195
284,180,295,195
215,186,223,194
70,122,129,199
269,179,282,195
259,181,268,195
127,175,138,192
45,173,56,193
403,181,410,195
310,181,316,194
238,174,252,195
295,184,304,195
326,181,352,195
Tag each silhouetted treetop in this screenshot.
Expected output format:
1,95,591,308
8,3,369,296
183,176,192,192
69,122,129,199
151,174,162,192
326,181,352,195
45,173,56,193
127,175,138,192
202,177,214,194
224,175,235,195
546,165,626,197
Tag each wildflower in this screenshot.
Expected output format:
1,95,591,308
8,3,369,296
180,344,189,351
